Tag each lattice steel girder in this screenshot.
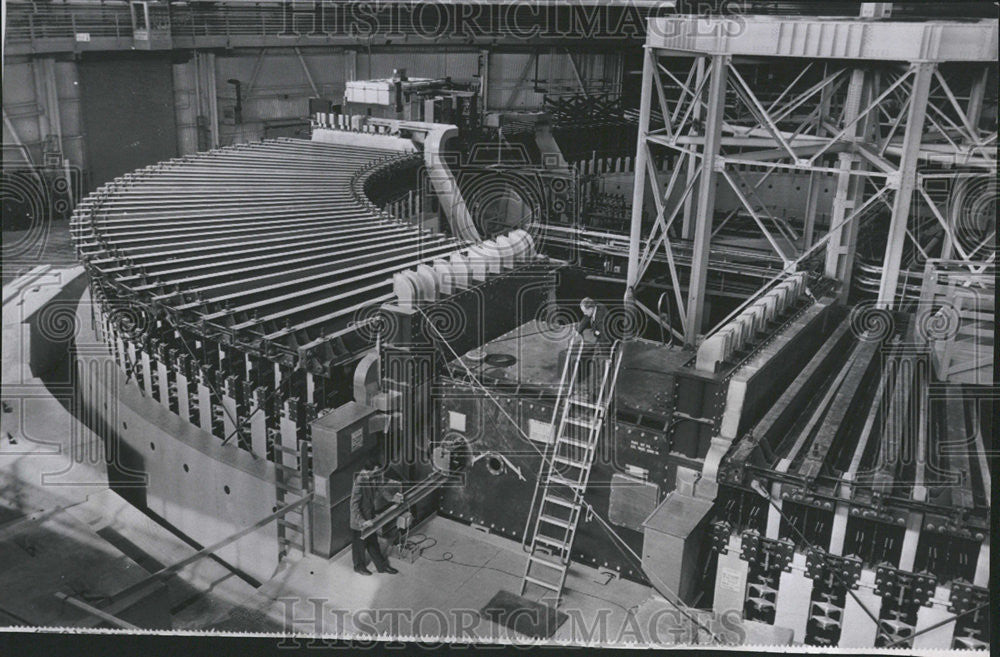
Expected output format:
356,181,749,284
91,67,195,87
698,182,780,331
645,17,998,62
627,15,998,342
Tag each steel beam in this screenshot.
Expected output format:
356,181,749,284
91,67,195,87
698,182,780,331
646,17,997,62
625,46,655,309
684,54,728,345
876,63,935,308
823,68,870,299
294,47,319,97
966,67,989,132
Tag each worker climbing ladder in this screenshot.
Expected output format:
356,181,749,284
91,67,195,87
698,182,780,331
520,336,624,606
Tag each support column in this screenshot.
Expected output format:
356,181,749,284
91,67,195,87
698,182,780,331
42,57,63,150
684,54,728,345
32,60,52,144
172,58,198,155
200,52,220,148
802,171,821,249
681,58,706,240
877,62,935,308
823,68,869,300
344,49,357,84
625,46,655,307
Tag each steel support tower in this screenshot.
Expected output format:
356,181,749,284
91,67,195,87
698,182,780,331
626,16,997,346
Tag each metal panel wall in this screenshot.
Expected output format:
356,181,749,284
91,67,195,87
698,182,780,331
2,57,84,169
78,53,178,189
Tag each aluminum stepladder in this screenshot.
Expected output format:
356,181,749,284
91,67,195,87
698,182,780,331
519,335,624,606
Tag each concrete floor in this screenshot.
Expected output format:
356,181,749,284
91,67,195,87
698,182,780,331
236,514,672,644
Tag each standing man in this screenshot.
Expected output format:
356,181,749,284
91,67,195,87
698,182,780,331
350,453,403,576
574,298,613,394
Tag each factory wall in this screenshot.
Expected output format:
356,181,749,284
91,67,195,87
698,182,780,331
4,47,621,192
2,55,85,172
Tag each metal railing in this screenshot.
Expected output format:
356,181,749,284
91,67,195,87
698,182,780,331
6,2,134,41
5,0,657,45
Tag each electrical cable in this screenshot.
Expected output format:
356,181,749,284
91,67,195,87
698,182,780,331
414,307,727,644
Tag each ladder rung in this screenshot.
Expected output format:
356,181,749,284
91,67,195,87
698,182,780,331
275,480,302,492
278,519,303,532
539,514,572,529
529,553,567,570
543,494,578,509
565,416,596,429
275,444,301,455
558,436,592,450
549,474,584,490
534,535,570,551
568,398,600,410
523,575,561,592
553,455,588,469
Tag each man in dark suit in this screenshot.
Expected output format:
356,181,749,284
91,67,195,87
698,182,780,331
350,454,403,575
573,298,614,394
575,297,611,345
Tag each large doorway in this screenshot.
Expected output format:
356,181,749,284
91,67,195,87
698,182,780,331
78,53,178,190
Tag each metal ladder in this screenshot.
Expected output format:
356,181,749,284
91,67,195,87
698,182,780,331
519,336,623,606
274,437,312,560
